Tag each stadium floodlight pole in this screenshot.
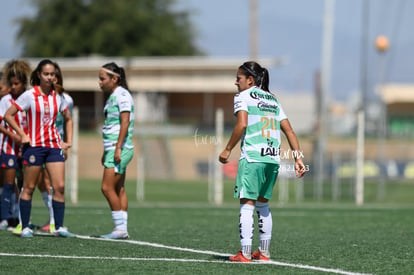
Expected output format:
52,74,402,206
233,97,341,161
315,0,335,200
375,35,389,201
249,0,259,60
356,0,370,206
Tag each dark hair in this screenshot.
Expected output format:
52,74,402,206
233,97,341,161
53,62,65,94
239,61,270,92
102,62,128,90
3,59,31,90
30,59,55,86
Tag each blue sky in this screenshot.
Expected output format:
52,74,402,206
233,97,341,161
1,0,413,100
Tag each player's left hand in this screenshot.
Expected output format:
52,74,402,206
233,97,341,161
61,142,72,150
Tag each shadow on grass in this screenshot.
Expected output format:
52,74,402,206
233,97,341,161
213,255,230,261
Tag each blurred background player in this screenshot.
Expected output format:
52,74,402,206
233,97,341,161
98,62,134,239
0,60,31,231
4,59,73,238
219,61,306,262
0,72,12,226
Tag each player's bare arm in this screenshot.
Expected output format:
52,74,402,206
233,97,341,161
114,111,130,163
280,119,306,178
219,110,247,163
61,108,73,149
4,105,30,144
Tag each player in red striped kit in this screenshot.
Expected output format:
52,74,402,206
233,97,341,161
4,59,74,238
0,60,30,230
0,72,13,228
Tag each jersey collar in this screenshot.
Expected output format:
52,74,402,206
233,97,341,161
34,85,55,97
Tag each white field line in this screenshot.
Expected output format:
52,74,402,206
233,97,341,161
0,234,374,275
0,251,373,275
70,235,371,275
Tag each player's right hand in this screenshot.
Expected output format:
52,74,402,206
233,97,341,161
219,149,231,164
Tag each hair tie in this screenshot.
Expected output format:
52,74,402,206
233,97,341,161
242,64,257,77
101,67,120,77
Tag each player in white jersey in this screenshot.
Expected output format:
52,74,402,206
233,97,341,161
4,59,74,238
219,61,306,262
98,62,134,239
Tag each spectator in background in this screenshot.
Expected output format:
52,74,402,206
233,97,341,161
98,62,134,239
219,61,306,262
4,59,74,238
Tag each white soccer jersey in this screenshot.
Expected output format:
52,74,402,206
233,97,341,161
13,86,69,148
234,86,287,164
102,86,135,151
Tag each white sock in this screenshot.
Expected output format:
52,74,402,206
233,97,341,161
112,211,124,231
48,192,55,224
41,191,55,224
255,201,272,257
121,211,128,231
239,203,254,258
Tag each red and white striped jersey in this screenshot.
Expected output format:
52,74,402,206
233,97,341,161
13,86,69,148
0,94,28,155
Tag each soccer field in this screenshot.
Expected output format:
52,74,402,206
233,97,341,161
0,180,413,274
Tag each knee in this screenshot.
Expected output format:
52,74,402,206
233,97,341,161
52,183,65,196
101,184,110,195
21,185,35,200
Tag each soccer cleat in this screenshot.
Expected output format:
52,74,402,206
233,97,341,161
41,223,50,232
49,223,56,234
21,227,33,238
100,230,129,240
54,227,75,238
229,251,251,262
41,223,56,233
0,220,8,230
252,250,270,261
7,225,17,232
12,224,22,235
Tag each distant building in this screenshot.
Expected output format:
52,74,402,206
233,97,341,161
0,56,282,131
276,92,315,135
377,84,414,137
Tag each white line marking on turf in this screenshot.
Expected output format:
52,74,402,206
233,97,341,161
73,234,373,275
0,252,373,275
76,235,230,257
0,253,224,263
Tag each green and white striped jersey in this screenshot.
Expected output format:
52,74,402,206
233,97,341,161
102,86,135,151
234,86,287,164
55,92,74,139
